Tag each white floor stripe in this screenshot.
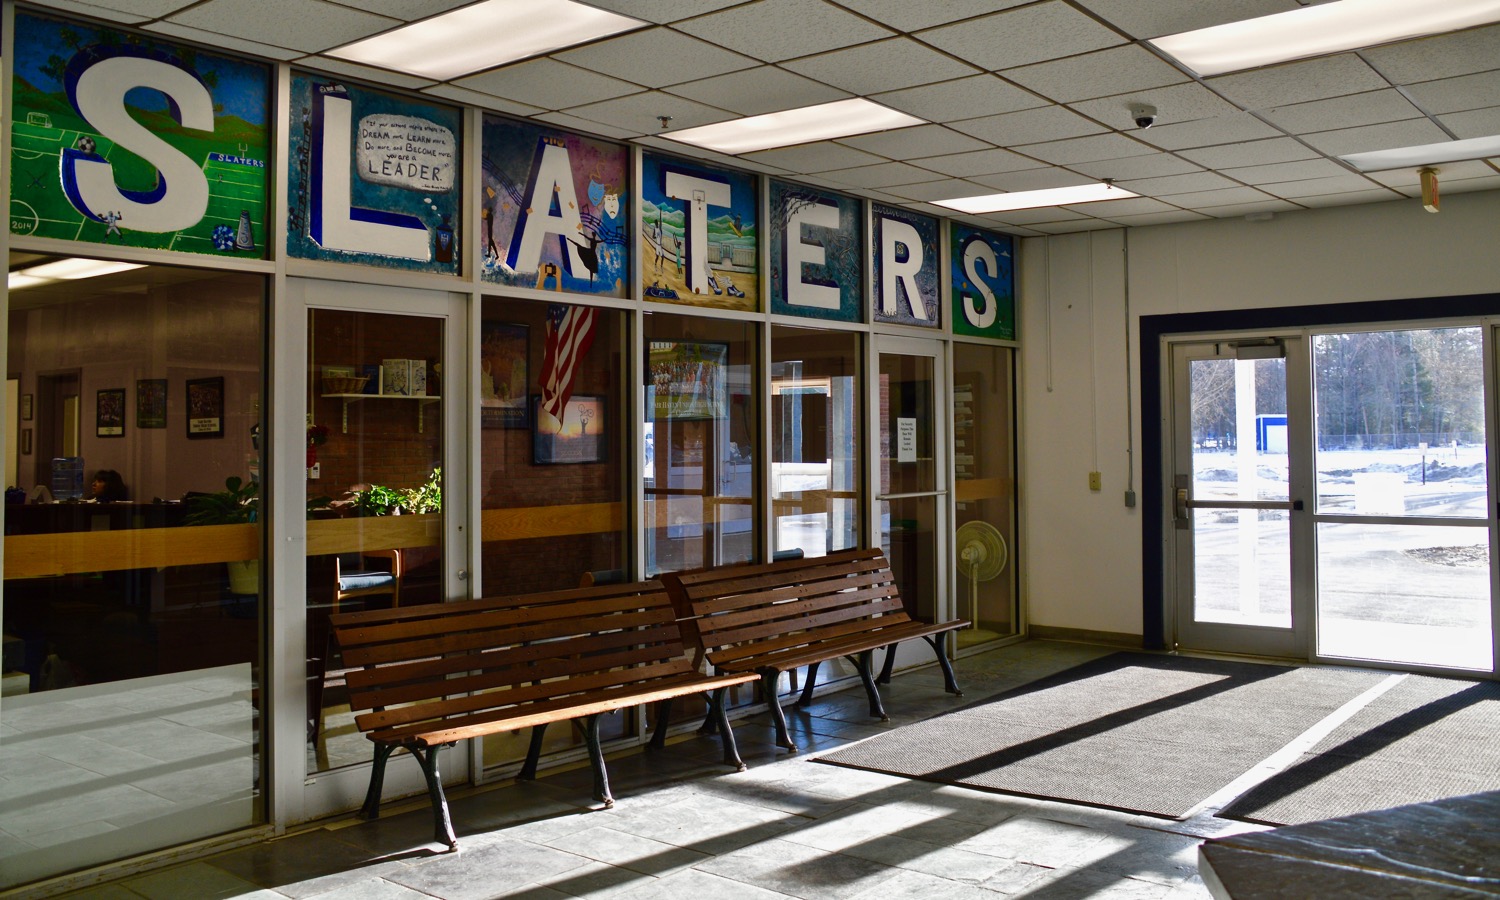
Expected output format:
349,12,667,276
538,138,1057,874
1180,672,1409,820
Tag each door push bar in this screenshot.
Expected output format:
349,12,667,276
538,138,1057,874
1174,475,1302,528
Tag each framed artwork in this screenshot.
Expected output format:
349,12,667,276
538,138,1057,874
640,153,758,312
872,203,940,328
20,429,31,455
533,394,605,464
769,180,863,322
137,379,167,428
480,321,529,428
96,388,125,437
647,340,728,420
186,376,225,438
951,224,1015,340
20,393,33,421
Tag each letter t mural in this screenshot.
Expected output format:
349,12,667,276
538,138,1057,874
662,168,730,295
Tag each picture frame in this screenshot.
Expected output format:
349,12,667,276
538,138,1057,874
647,340,728,421
532,394,605,464
20,393,33,421
481,322,529,428
137,378,167,428
96,388,125,437
20,428,31,455
186,376,225,439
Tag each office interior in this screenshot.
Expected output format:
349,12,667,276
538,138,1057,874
2,0,1498,893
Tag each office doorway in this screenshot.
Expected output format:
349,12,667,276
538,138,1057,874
1166,327,1495,674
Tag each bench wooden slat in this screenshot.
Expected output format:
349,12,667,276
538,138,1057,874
686,572,893,617
341,607,675,667
713,619,962,673
706,611,914,668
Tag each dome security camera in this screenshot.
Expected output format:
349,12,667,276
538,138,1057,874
1129,103,1157,129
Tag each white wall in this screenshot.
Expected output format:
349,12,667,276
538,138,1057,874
1019,189,1500,640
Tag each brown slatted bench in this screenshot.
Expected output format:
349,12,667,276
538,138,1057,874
328,580,759,850
661,547,967,752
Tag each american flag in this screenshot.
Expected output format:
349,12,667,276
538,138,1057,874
539,303,598,431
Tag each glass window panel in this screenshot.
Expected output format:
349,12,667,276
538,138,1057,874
953,343,1017,647
1190,356,1288,502
1192,509,1292,628
644,314,758,576
2,255,264,887
1317,523,1491,669
879,354,936,497
306,308,444,773
1314,328,1486,518
771,325,860,559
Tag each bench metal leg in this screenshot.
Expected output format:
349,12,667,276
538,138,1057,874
923,634,963,696
796,662,822,706
712,686,747,771
849,650,889,721
359,743,397,821
583,715,614,808
648,698,673,750
410,743,458,851
761,670,798,752
877,643,897,684
519,723,549,780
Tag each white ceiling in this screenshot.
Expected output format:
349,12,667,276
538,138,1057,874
33,0,1500,236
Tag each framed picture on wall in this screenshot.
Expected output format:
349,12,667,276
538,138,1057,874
186,377,225,439
533,394,605,464
481,322,529,428
20,393,33,421
137,379,167,428
96,388,125,437
647,340,727,420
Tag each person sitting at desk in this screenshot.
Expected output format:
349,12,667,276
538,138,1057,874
90,469,128,503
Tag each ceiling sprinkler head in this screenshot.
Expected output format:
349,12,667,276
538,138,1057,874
657,115,674,130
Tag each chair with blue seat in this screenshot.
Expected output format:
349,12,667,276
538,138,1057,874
334,548,403,613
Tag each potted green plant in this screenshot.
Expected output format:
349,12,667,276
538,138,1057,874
184,476,260,594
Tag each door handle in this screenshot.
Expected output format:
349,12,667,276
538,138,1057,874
1175,487,1190,522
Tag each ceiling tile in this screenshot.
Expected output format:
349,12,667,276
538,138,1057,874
1065,196,1176,216
1117,171,1240,196
1200,200,1303,217
882,179,992,203
1003,45,1187,104
1070,153,1203,181
297,56,437,90
165,0,398,55
911,148,1047,178
421,86,546,119
872,75,1047,123
1100,210,1213,226
1261,90,1426,135
1071,0,1298,40
570,91,733,135
1301,119,1452,157
1178,138,1318,169
1015,133,1157,166
145,22,307,60
818,162,949,189
1294,189,1403,208
950,105,1106,146
1264,174,1387,198
457,58,642,111
783,37,981,96
1207,55,1391,111
554,28,757,89
828,0,1030,31
1220,158,1349,185
744,142,888,173
1405,71,1500,115
918,2,1125,72
969,168,1095,193
1362,24,1500,86
1134,113,1283,151
1164,186,1285,208
664,66,850,115
1069,83,1242,132
1440,108,1500,140
530,112,642,141
325,0,471,16
29,0,151,23
674,0,894,64
987,207,1092,225
838,125,989,159
577,0,746,24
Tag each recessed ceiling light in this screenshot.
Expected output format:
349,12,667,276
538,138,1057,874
934,183,1140,214
1149,0,1500,77
328,0,647,81
662,99,925,155
1340,134,1500,171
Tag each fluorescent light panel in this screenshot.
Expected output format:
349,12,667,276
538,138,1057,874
1149,0,1500,77
329,0,646,81
8,258,144,290
664,99,925,155
1341,134,1500,171
935,183,1139,214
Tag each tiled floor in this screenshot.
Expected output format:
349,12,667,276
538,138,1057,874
41,641,1259,900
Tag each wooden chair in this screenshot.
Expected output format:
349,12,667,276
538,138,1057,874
334,548,403,613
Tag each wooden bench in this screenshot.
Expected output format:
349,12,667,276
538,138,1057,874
329,580,759,850
662,548,967,752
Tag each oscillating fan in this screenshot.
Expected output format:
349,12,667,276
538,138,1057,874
955,520,1007,629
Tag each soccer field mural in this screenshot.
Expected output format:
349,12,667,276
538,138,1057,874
9,11,271,257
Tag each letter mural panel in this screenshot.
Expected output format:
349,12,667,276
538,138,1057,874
769,180,863,323
481,116,629,297
9,11,270,256
287,74,462,273
640,153,758,312
872,203,940,328
951,224,1015,341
